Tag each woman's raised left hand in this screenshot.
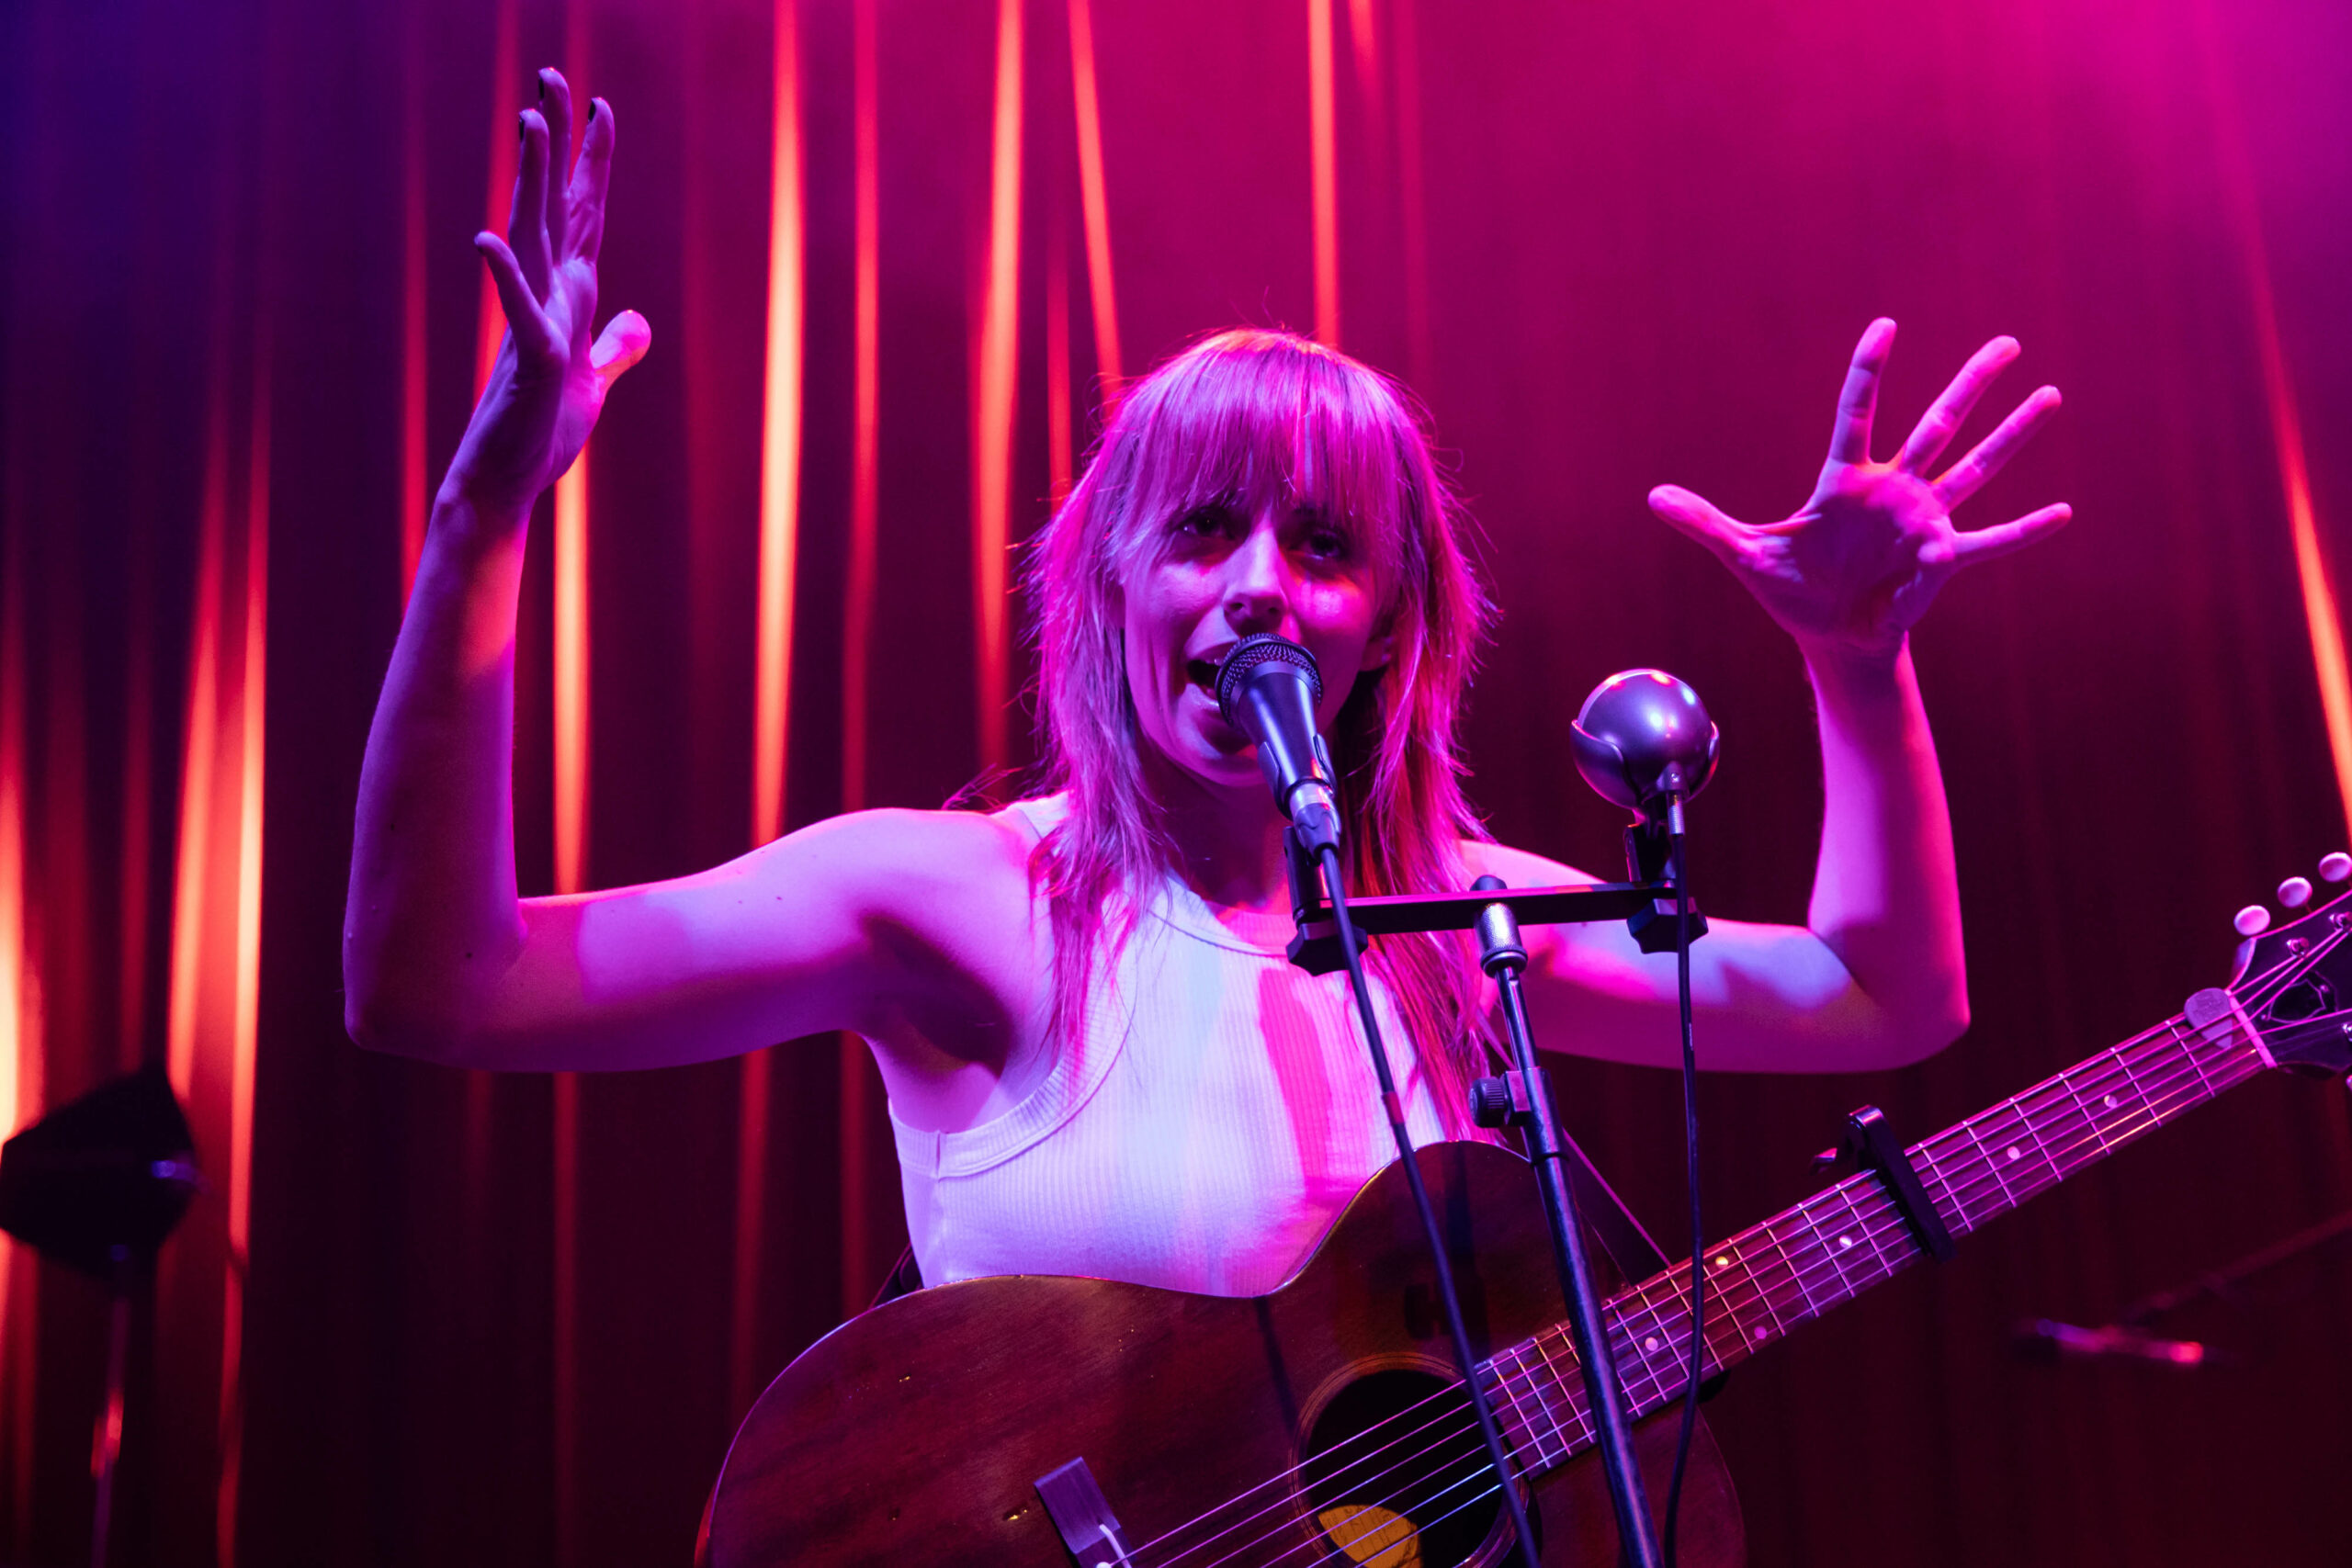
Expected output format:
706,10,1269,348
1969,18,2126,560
1647,319,2070,661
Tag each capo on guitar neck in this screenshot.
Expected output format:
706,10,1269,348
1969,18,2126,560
1838,1106,1958,1265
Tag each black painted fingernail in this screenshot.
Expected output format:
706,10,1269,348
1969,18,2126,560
537,73,546,101
587,98,598,122
517,112,526,141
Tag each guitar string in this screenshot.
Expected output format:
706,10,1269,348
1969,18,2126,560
1562,1008,2301,1489
1588,937,2335,1432
1125,1023,2268,1568
1593,1003,2290,1416
1124,1009,2294,1568
1128,1362,1547,1568
1600,1031,2273,1402
1132,1034,2269,1568
1903,1021,2276,1229
1148,1371,1509,1560
1148,1103,2222,1568
1149,1042,2261,1568
1138,1170,1976,1568
1288,967,2347,1567
1141,1043,2252,1568
1125,1174,1929,1568
1043,932,2337,1568
1537,1026,2281,1460
1166,1428,1510,1568
1319,1462,1511,1565
1577,1083,2189,1427
1586,1029,2265,1410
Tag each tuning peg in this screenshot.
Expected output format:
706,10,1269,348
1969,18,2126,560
2279,876,2315,909
2321,852,2352,883
2233,905,2272,937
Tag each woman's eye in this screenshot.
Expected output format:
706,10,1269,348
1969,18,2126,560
1305,527,1350,559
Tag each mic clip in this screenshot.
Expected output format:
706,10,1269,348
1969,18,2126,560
1261,734,1340,854
1622,818,1708,955
1281,823,1366,976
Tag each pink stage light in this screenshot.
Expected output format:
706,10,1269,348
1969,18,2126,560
2196,0,2352,839
401,4,428,604
473,0,521,401
752,0,806,851
841,0,884,1323
844,0,880,821
1306,0,1340,347
738,0,807,1422
1068,0,1123,395
973,0,1024,773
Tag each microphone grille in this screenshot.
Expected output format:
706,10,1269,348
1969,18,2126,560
1215,634,1323,728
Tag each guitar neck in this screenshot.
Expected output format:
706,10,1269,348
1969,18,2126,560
1484,1007,2267,1474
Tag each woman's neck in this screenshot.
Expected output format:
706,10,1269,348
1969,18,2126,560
1144,752,1295,914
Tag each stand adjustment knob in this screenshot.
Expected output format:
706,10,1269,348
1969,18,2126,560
1469,1069,1538,1130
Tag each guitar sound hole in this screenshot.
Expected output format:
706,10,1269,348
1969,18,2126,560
1300,1370,1523,1568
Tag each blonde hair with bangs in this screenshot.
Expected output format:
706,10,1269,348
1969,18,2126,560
1027,328,1498,1131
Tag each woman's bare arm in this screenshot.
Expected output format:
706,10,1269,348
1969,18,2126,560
1474,648,1964,1076
1493,321,2068,1073
343,72,1041,1077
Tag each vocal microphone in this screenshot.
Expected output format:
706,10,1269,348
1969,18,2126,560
1216,633,1342,852
1569,670,1720,830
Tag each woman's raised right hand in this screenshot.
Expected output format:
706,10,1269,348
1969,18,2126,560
445,68,650,524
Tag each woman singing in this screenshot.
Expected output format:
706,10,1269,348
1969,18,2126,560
344,71,2070,1300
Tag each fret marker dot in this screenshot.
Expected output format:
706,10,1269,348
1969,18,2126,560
1754,1326,1768,1341
1838,1235,1855,1249
2006,1145,2021,1161
2103,1094,2119,1110
1712,1255,1732,1269
1644,1337,1660,1353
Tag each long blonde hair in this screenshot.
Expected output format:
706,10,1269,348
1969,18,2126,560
1026,329,1497,1129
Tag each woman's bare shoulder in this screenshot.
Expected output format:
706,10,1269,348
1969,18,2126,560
1459,837,1604,889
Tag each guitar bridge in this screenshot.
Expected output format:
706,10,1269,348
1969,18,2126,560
1035,1457,1138,1568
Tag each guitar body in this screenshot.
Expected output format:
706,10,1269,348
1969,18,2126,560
707,1141,1743,1567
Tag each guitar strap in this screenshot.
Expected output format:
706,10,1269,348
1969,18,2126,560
863,1131,1666,1312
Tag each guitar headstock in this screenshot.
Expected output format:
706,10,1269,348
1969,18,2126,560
2228,852,2352,1077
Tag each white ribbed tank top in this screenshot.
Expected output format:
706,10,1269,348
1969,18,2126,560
888,795,1459,1299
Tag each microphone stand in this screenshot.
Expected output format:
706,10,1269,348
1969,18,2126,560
1473,875,1662,1568
1286,829,1700,1568
1309,840,1549,1568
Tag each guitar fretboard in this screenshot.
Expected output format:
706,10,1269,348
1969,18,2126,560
1477,1010,2265,1474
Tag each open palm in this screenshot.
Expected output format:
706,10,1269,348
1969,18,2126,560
1650,320,2070,660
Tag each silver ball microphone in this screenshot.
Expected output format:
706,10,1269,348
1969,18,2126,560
1569,670,1719,828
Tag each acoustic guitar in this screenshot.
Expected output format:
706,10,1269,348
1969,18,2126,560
702,866,2352,1567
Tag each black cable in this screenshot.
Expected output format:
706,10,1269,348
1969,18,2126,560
1316,841,1544,1568
1661,818,1702,1568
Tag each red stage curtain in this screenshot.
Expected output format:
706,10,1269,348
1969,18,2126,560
3,0,2350,1563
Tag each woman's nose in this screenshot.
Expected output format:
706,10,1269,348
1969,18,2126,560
1221,521,1294,632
